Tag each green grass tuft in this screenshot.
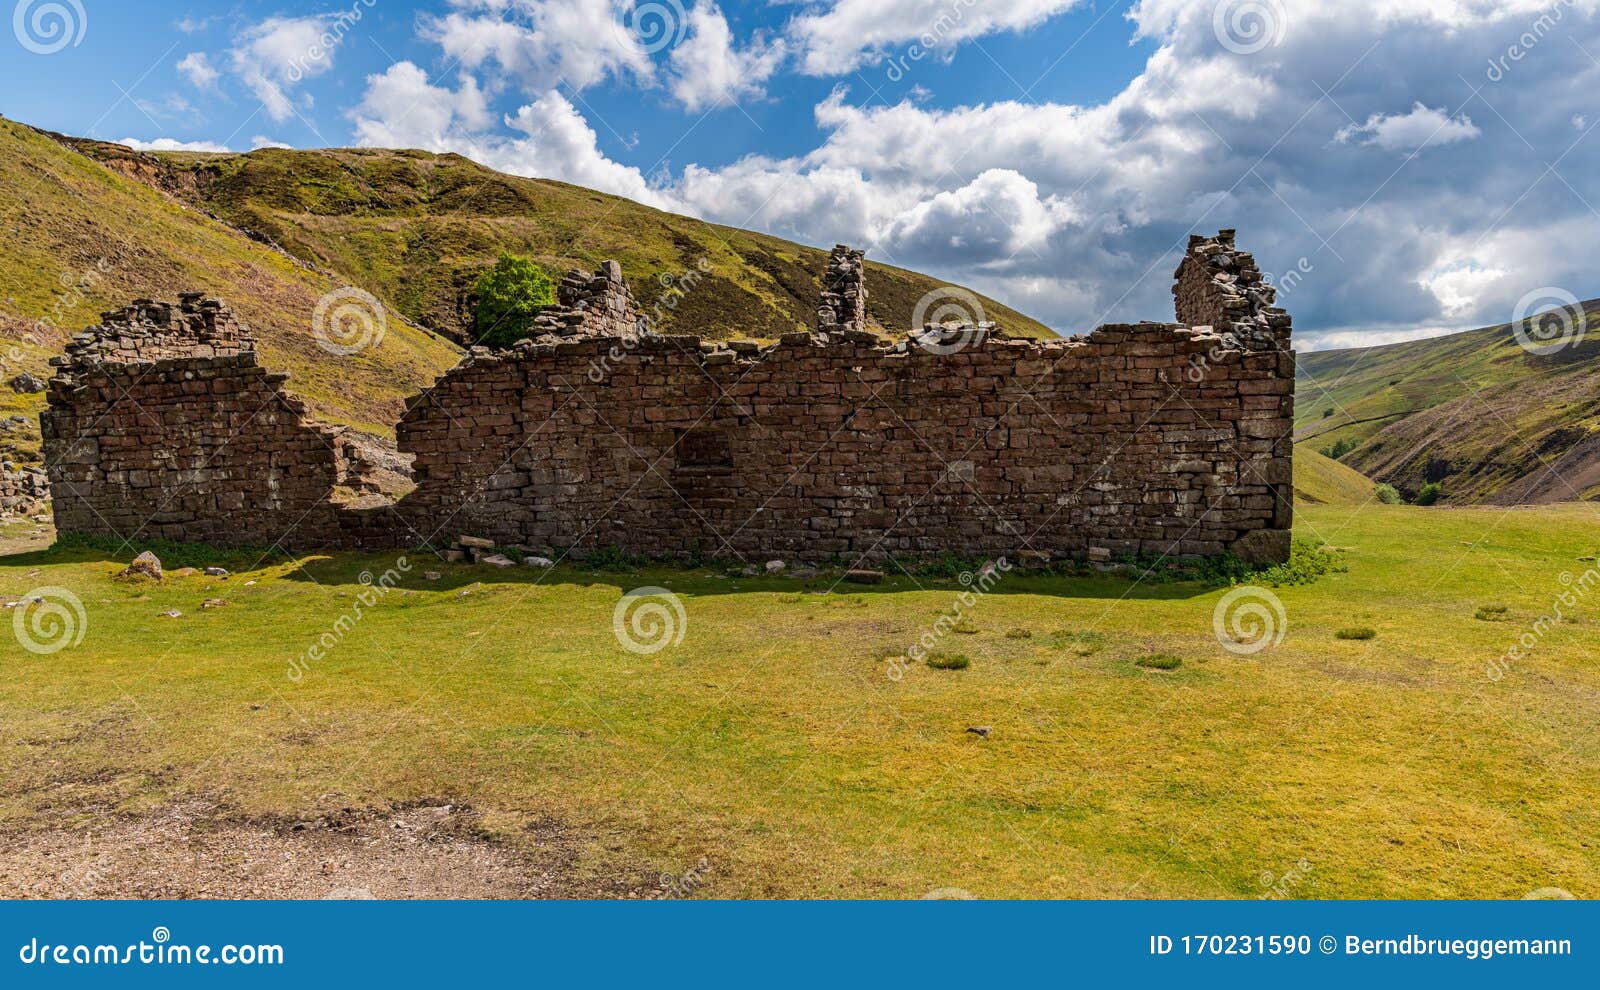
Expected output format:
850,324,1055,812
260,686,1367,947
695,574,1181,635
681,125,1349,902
1335,627,1377,640
1134,653,1183,670
926,653,971,670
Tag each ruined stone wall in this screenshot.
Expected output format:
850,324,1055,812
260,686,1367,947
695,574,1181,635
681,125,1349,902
42,231,1294,563
395,321,1293,564
40,296,393,549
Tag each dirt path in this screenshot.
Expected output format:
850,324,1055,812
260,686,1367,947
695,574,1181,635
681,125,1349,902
0,800,660,900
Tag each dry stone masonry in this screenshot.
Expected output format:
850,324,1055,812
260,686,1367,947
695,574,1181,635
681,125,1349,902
524,261,646,340
816,245,867,333
42,231,1294,564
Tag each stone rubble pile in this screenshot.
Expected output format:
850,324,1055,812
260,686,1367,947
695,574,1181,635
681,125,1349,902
0,462,48,517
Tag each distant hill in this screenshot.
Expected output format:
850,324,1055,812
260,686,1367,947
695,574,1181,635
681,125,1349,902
1295,302,1600,504
55,134,1058,345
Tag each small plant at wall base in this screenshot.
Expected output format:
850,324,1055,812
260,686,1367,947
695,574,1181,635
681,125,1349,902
474,253,555,347
1415,482,1444,506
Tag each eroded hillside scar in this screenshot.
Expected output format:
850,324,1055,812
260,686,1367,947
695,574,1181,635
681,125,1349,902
40,231,1295,564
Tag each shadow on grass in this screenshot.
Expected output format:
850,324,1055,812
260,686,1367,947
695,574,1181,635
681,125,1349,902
0,537,1223,602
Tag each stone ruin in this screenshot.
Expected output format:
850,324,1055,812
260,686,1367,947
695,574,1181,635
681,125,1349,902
816,245,867,333
40,231,1295,564
521,260,646,340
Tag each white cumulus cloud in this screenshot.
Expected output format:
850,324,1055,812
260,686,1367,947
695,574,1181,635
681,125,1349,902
669,2,787,111
1335,103,1482,152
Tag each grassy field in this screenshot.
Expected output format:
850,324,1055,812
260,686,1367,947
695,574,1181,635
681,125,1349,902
2,503,1597,899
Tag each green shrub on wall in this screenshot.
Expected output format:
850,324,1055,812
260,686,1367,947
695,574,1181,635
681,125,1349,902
474,253,555,347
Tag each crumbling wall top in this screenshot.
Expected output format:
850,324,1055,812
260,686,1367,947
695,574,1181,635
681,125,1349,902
53,292,254,371
1172,229,1291,350
519,260,645,342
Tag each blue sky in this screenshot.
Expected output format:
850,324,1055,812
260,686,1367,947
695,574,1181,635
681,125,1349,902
4,1,1600,348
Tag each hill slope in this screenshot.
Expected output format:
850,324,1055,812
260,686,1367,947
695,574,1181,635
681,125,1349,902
60,136,1058,344
1292,446,1377,505
0,117,462,466
1295,303,1600,503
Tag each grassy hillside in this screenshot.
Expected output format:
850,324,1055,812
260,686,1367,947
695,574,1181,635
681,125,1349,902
1295,303,1600,503
0,117,462,464
4,502,1598,897
1293,445,1376,505
62,136,1058,344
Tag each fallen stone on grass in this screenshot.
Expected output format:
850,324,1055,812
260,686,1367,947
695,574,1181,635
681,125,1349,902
844,569,883,585
443,550,467,563
120,551,164,582
479,553,516,568
158,609,182,618
765,560,785,573
523,556,553,568
201,599,227,609
423,571,441,581
457,535,495,549
966,726,992,739
204,566,229,577
170,567,198,578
